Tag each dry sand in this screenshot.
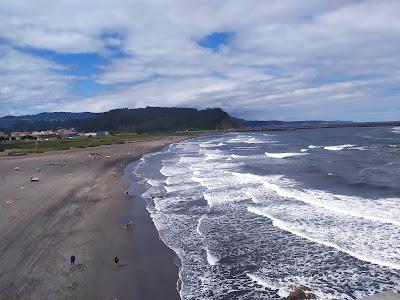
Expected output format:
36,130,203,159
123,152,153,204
0,137,187,299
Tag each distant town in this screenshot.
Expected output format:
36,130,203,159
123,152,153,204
0,129,109,141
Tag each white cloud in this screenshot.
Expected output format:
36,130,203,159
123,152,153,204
0,0,399,120
0,45,78,115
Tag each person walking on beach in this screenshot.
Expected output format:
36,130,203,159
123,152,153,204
114,256,119,267
70,255,76,271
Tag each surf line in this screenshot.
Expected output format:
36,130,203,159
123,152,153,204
247,207,400,270
196,214,220,266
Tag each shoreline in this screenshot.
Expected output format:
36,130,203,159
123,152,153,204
0,137,188,299
120,151,181,300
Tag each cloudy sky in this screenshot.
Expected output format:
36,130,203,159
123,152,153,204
1,0,399,121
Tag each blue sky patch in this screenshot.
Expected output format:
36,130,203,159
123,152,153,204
198,32,234,51
75,79,107,97
19,48,107,77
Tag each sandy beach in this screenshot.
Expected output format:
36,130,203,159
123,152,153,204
0,137,187,299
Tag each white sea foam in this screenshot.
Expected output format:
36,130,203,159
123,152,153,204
164,183,197,194
230,172,400,226
323,144,355,151
205,153,225,161
199,142,220,148
265,152,308,158
203,189,249,207
300,149,308,152
133,133,400,299
165,175,192,185
246,273,287,296
390,127,400,134
247,206,400,270
153,197,164,211
226,135,253,143
233,146,262,150
206,248,219,265
160,165,191,176
247,273,338,300
179,156,204,164
226,135,269,144
298,189,400,226
196,215,205,237
230,154,247,159
146,178,162,186
349,146,368,151
244,137,265,144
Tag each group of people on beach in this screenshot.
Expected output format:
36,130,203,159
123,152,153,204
70,217,134,271
70,255,121,269
122,218,133,230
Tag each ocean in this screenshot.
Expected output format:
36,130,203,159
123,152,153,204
130,127,400,299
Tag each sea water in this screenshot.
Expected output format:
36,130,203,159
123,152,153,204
130,127,400,299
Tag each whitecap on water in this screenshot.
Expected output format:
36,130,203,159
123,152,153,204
323,144,355,151
265,152,308,158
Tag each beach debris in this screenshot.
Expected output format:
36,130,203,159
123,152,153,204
5,199,16,204
106,155,111,158
89,152,102,159
30,176,40,182
20,186,25,190
14,166,21,171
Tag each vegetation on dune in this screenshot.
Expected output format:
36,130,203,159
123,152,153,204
0,132,199,155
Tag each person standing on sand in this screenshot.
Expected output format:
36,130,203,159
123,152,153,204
114,256,119,267
70,255,76,270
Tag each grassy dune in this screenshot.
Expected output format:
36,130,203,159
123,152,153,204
0,132,200,155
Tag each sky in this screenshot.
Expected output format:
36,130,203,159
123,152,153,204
0,0,400,121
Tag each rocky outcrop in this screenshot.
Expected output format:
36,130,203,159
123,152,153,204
286,286,317,300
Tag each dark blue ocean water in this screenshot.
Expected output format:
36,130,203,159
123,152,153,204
130,127,400,299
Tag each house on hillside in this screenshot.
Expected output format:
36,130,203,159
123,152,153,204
84,132,97,137
96,131,109,136
64,133,80,139
83,131,109,137
31,130,59,141
57,129,80,139
11,132,32,140
0,131,8,141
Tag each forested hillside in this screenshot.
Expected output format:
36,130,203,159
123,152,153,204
1,107,240,133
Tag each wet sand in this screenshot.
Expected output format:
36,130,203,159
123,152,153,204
0,137,186,299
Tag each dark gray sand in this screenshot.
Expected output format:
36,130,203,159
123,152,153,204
0,138,185,299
